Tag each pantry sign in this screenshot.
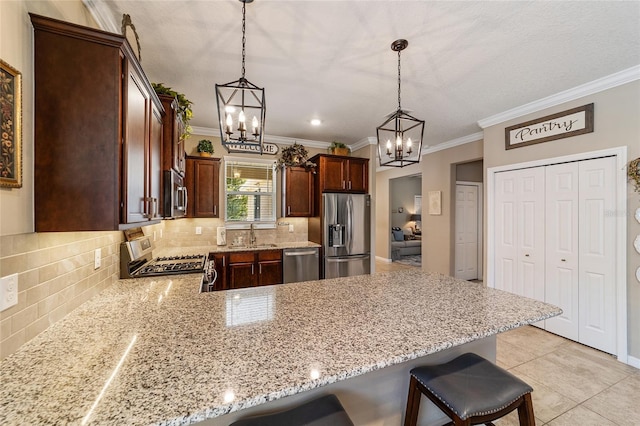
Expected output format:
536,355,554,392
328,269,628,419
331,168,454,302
505,103,594,150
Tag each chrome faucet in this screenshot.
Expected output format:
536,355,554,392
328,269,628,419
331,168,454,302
249,223,257,247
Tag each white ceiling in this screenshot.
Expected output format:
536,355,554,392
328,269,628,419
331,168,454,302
100,0,640,148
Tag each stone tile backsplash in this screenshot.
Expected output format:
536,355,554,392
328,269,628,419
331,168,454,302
0,218,308,359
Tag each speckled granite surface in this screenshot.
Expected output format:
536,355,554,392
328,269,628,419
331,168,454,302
0,270,560,425
155,241,321,257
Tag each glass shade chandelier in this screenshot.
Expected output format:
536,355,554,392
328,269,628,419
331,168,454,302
377,39,424,168
215,0,266,154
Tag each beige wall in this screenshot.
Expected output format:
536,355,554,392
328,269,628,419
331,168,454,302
483,80,640,360
456,160,483,182
422,141,484,275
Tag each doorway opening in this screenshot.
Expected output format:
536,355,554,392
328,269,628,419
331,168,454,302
389,174,422,267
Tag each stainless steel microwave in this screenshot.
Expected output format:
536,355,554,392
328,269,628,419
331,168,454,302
163,170,187,218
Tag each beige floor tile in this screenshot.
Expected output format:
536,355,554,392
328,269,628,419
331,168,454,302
509,372,579,424
582,372,640,425
546,405,617,426
494,410,544,426
511,352,615,403
497,338,540,369
498,326,569,358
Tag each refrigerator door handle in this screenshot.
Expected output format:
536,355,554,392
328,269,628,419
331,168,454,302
326,254,370,263
346,196,353,252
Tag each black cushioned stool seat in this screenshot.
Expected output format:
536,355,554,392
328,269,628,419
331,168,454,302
404,352,535,426
230,394,354,426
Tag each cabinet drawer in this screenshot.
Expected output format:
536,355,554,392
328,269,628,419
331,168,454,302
229,252,255,263
258,250,282,261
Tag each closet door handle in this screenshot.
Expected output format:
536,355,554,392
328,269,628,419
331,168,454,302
561,259,566,262
525,254,530,257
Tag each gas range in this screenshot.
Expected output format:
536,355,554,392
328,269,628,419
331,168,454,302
120,236,208,279
136,254,207,277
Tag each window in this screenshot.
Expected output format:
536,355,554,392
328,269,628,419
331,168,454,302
224,157,276,226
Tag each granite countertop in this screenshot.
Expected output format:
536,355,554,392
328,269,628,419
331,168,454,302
0,270,561,425
155,241,321,257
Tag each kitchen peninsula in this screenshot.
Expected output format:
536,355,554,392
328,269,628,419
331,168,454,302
0,270,560,425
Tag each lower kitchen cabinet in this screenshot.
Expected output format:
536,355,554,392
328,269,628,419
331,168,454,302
212,250,282,290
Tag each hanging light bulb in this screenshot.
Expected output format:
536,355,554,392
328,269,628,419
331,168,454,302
215,0,266,154
376,39,424,167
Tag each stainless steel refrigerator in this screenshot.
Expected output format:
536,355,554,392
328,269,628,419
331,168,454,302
323,193,371,279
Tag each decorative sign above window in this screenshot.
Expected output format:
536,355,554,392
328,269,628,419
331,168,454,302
505,103,594,150
224,142,279,155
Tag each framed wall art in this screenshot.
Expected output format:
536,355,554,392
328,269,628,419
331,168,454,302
1,59,22,188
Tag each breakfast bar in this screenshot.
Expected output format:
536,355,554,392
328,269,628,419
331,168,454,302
0,270,560,425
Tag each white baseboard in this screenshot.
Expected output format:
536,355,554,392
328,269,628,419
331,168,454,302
375,256,392,263
627,355,640,369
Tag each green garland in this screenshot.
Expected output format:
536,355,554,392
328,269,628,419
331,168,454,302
151,83,193,139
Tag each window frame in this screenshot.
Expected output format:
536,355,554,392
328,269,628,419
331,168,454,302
223,156,277,229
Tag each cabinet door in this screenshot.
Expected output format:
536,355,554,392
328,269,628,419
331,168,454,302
149,102,163,219
124,70,150,224
186,157,220,218
347,159,368,193
211,253,228,291
320,156,348,191
258,260,282,286
283,167,313,217
229,262,256,289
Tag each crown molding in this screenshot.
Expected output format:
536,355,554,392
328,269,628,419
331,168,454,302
351,137,377,152
82,0,120,33
190,126,331,149
478,65,640,129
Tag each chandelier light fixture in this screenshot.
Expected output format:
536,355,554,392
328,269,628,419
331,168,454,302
215,0,266,154
377,39,424,168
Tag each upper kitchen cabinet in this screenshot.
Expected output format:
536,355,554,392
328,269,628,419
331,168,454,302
157,94,186,176
185,156,220,218
30,14,164,231
311,154,369,193
282,166,314,217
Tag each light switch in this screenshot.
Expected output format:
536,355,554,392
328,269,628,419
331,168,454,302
196,227,202,235
289,224,294,233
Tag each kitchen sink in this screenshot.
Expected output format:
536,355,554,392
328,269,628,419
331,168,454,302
230,243,278,249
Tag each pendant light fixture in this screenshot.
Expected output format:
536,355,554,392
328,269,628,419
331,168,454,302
215,0,266,154
377,39,424,168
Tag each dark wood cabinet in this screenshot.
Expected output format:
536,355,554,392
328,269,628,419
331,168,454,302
157,94,186,175
211,252,228,291
311,154,369,194
282,166,314,217
257,250,283,286
30,14,163,231
185,156,220,218
214,249,282,290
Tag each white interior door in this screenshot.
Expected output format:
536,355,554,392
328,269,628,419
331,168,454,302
494,168,545,301
578,156,617,354
454,185,479,280
545,162,579,339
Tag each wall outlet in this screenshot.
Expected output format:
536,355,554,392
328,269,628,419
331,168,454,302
288,224,294,233
195,226,202,235
94,248,101,269
153,231,157,241
0,274,18,311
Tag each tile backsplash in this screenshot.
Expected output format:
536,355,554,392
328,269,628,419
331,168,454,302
0,218,307,359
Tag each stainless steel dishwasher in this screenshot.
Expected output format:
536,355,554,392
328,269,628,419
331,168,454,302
283,247,320,283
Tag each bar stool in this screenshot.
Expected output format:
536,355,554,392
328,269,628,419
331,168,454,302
404,352,535,426
230,394,353,426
